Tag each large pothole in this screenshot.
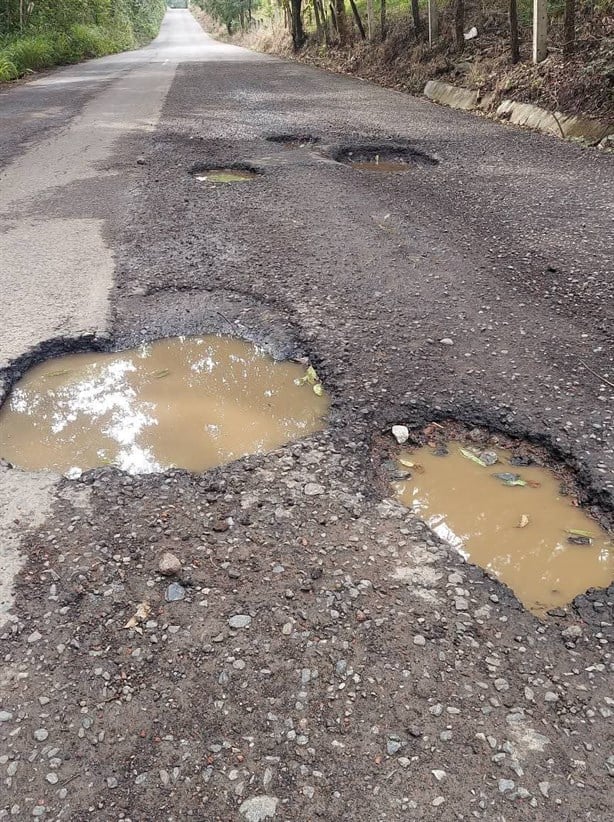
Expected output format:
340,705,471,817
189,163,260,184
334,143,438,171
385,423,613,614
0,336,329,475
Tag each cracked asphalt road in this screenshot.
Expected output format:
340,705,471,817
0,9,612,821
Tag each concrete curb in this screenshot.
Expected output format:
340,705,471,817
423,79,614,146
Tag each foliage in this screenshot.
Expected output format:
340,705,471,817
0,1,166,81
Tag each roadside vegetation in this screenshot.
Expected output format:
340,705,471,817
193,0,613,119
0,0,166,82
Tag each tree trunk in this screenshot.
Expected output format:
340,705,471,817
411,0,421,35
366,0,374,40
349,0,366,39
380,0,387,40
329,2,339,35
317,0,331,43
314,0,324,41
563,0,575,58
509,0,520,63
290,0,305,50
454,0,464,52
335,0,349,44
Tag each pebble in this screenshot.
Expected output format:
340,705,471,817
538,781,550,798
165,582,186,602
432,770,446,781
239,795,279,821
391,424,409,444
159,551,181,576
498,778,515,793
303,483,325,496
432,796,445,806
413,635,426,646
45,773,58,784
386,737,403,755
28,631,42,643
562,625,582,639
0,711,13,723
33,729,49,742
494,678,509,692
544,691,559,703
229,614,252,629
440,338,454,345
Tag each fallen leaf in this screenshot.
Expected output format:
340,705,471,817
151,368,170,379
460,448,487,467
503,479,527,487
313,383,324,396
124,601,151,630
399,458,415,468
566,528,593,538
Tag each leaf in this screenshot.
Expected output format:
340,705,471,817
304,365,319,385
566,528,593,538
151,368,170,379
460,448,487,467
516,514,530,528
503,479,527,487
313,383,324,396
399,459,415,468
567,534,592,546
124,601,150,630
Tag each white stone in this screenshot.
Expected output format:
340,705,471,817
239,795,279,821
391,425,409,444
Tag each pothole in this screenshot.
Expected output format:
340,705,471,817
386,425,612,614
0,336,329,475
334,144,437,171
190,164,260,184
266,134,320,148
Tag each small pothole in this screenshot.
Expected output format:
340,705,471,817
190,164,260,184
385,423,612,614
266,134,320,148
0,336,329,475
334,144,437,171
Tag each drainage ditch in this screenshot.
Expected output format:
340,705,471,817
385,423,613,614
0,336,329,476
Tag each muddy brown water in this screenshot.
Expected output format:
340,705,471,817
0,336,329,475
394,444,613,613
193,168,257,183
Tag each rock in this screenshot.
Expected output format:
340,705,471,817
65,467,82,480
107,776,119,788
432,796,445,807
165,582,185,602
0,710,13,723
303,483,325,496
494,678,509,692
386,736,403,755
413,635,426,646
228,614,252,629
544,691,559,703
391,425,409,444
498,778,515,793
239,795,279,821
28,631,42,643
440,338,454,346
561,625,582,639
538,781,550,797
45,773,58,784
34,729,49,742
432,770,446,781
479,450,498,466
159,552,181,576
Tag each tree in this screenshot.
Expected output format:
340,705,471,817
380,0,386,41
289,0,305,49
454,0,464,53
563,0,575,58
509,0,520,64
411,0,420,36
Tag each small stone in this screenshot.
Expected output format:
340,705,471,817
107,776,118,788
45,773,58,784
239,795,279,821
32,807,46,818
498,778,515,793
454,597,469,611
413,635,426,646
229,614,252,629
432,796,445,806
432,770,446,781
28,631,42,643
544,691,559,703
538,781,550,797
0,711,13,723
561,625,582,639
304,483,325,496
440,338,453,346
34,729,49,742
398,757,411,768
391,424,409,444
429,704,443,716
165,582,185,602
494,678,509,692
159,552,181,576
64,467,82,480
386,737,403,755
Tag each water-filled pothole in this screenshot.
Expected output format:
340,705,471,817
391,438,612,613
0,337,329,475
190,165,259,184
335,144,437,171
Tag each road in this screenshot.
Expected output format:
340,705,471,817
0,9,612,821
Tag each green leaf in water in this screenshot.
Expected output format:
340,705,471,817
502,478,527,487
565,528,593,538
460,448,487,467
313,383,324,397
151,368,170,379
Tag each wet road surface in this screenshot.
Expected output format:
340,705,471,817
0,10,612,821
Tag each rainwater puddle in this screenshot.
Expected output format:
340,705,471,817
352,159,412,173
0,337,329,475
192,168,258,184
394,443,612,613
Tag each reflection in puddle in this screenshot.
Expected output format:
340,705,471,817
0,336,329,475
394,444,612,613
193,168,258,184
